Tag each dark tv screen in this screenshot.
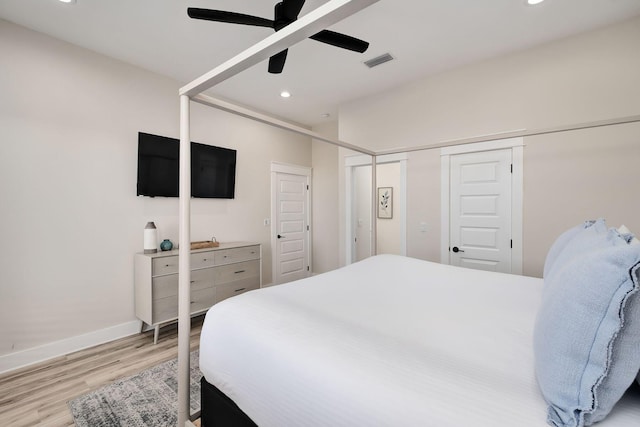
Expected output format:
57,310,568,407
191,142,236,199
136,132,236,199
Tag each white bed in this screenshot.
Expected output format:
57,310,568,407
199,254,640,426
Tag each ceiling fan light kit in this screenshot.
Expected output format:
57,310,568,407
187,0,370,74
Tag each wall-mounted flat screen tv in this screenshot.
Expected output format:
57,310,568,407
136,132,236,199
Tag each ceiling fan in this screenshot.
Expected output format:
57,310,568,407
187,0,370,74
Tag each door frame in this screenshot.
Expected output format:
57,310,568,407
344,153,408,265
271,162,312,285
440,138,524,274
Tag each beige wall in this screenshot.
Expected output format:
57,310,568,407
338,16,640,277
405,149,441,262
522,122,640,276
340,16,640,151
0,19,312,364
311,121,340,274
376,162,401,255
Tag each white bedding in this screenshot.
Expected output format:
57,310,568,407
199,255,640,426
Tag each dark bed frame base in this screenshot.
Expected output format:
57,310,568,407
200,377,258,427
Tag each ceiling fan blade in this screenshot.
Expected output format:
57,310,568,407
309,30,369,53
268,49,288,74
281,0,305,21
187,8,274,28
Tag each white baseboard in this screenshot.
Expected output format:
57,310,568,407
0,320,142,375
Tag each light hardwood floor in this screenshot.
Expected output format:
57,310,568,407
0,317,203,427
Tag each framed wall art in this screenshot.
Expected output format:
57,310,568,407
377,187,393,219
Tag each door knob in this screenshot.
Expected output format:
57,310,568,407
452,246,464,253
277,234,284,239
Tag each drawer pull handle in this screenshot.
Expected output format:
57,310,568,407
234,288,246,293
234,270,246,274
203,258,207,262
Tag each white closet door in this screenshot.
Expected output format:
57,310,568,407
449,149,512,273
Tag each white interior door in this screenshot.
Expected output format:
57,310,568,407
449,149,512,273
274,171,310,284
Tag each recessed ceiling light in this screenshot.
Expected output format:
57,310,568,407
527,0,544,5
280,91,291,98
59,0,77,3
321,113,331,118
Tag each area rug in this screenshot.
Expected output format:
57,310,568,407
68,350,201,427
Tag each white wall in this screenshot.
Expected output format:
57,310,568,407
338,16,640,276
0,19,312,370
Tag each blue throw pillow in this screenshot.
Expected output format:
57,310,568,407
543,220,595,279
534,221,640,427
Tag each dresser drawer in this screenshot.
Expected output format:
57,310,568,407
190,268,215,292
191,251,216,270
190,287,216,313
152,296,177,324
152,256,179,276
215,278,259,303
214,245,260,265
152,287,215,324
214,260,260,284
152,252,219,276
152,268,214,300
152,274,178,300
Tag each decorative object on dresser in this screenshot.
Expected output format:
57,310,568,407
143,221,158,253
190,237,220,250
134,242,261,344
160,239,174,251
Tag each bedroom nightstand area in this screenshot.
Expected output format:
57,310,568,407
134,242,261,344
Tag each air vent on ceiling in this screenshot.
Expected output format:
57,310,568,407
364,53,394,69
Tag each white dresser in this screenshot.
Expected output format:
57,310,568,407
134,242,261,343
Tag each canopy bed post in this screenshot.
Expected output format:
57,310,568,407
371,154,377,255
176,2,380,424
178,94,192,427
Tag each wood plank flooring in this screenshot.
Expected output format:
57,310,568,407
0,317,203,427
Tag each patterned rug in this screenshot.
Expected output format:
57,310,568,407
68,351,201,427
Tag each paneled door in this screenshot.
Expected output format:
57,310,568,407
274,171,310,284
449,149,512,273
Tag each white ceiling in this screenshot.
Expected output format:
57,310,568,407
2,0,640,127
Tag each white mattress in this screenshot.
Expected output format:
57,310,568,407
199,255,640,426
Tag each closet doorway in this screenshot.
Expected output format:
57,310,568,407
345,153,407,265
